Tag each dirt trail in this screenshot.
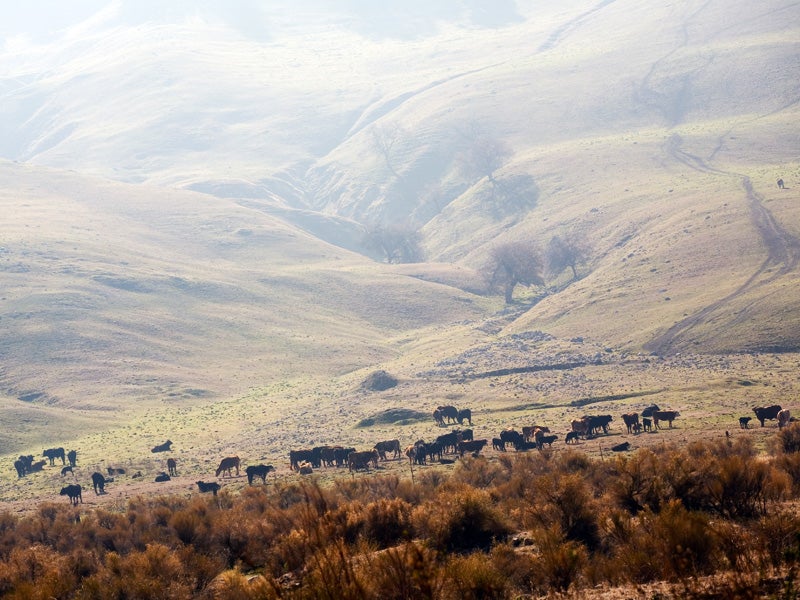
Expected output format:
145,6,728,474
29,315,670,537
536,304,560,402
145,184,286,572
644,135,800,354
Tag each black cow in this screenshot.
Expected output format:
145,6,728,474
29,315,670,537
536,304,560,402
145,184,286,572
500,429,525,450
61,466,74,477
585,415,613,435
13,460,25,478
196,480,220,496
246,464,275,485
611,441,631,452
538,434,558,448
777,178,785,189
436,432,459,454
436,405,459,424
492,438,506,451
753,405,782,427
151,440,173,453
457,408,473,426
60,484,82,505
67,450,77,467
458,439,488,456
43,447,66,466
739,416,752,429
374,440,401,461
91,472,107,495
167,458,178,476
290,449,314,471
641,405,660,418
565,431,580,444
107,467,126,476
154,472,171,482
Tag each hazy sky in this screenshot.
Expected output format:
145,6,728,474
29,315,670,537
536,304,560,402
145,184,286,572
0,1,524,48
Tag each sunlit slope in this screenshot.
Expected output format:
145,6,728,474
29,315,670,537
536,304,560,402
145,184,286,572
0,160,491,409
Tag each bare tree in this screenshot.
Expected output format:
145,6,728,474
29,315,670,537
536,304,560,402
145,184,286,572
458,134,512,186
371,122,407,181
546,234,589,280
364,223,423,264
487,240,544,303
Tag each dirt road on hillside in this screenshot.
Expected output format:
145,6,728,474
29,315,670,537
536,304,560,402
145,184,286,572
643,136,800,354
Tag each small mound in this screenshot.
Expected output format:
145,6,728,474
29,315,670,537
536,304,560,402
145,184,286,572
359,370,398,392
355,407,428,428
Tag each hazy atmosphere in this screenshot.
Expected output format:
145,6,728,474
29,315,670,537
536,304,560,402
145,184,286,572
1,2,799,597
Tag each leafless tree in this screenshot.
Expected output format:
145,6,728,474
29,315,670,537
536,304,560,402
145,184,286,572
371,122,407,181
364,223,423,264
487,240,544,303
546,234,590,280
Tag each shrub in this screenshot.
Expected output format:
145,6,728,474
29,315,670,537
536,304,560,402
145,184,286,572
443,552,509,599
414,488,511,554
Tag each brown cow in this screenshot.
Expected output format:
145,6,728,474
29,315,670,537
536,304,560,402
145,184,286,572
622,413,640,434
653,410,680,429
167,458,178,476
778,409,792,429
215,456,240,478
522,425,550,442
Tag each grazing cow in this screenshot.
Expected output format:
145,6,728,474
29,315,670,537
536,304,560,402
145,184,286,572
215,456,240,478
459,428,474,442
61,466,73,477
622,413,640,434
348,450,379,472
642,417,653,432
585,415,613,436
154,472,171,482
565,431,580,444
642,405,660,418
457,408,473,426
570,419,590,439
753,405,782,427
91,472,107,495
151,440,173,453
334,447,356,468
246,464,275,485
18,455,34,472
196,480,220,495
778,409,792,429
500,429,525,450
611,441,631,452
433,409,445,427
290,449,314,471
374,440,401,461
437,405,459,424
522,426,550,443
43,447,66,466
60,484,82,505
436,432,460,455
107,467,126,476
653,410,680,429
777,178,785,189
167,458,178,476
538,434,558,448
67,450,77,467
457,439,488,456
425,441,443,463
492,438,506,451
13,460,25,478
739,416,752,429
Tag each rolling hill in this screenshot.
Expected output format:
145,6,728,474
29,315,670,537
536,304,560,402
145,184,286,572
0,0,798,475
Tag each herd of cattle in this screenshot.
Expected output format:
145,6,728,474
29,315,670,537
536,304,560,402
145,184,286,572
11,402,794,505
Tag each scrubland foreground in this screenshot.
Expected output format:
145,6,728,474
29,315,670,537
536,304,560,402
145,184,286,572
2,426,800,599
